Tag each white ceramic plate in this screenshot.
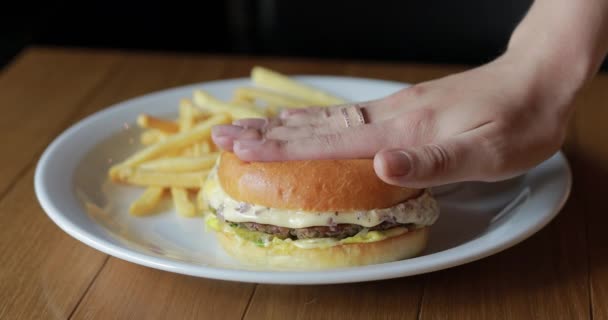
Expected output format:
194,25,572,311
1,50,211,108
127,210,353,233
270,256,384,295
34,76,572,285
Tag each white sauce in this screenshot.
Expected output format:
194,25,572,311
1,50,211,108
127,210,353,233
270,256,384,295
204,167,439,229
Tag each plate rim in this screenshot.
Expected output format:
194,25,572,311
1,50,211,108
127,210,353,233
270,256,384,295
34,75,572,285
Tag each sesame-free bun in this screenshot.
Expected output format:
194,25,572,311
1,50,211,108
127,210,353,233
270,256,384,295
217,152,422,212
216,226,429,270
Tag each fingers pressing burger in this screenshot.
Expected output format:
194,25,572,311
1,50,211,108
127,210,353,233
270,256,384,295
213,120,395,161
244,122,406,161
278,100,392,127
212,125,264,152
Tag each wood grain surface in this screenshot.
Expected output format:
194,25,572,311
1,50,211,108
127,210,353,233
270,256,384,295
0,47,606,319
573,77,608,320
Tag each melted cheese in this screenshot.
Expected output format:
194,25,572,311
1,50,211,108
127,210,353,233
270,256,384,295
203,167,439,229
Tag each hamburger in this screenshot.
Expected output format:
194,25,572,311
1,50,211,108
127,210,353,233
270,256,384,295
202,152,439,270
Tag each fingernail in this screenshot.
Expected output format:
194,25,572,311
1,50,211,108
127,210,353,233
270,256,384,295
211,125,244,137
235,138,265,149
280,109,306,119
383,150,412,177
233,118,268,129
211,136,234,150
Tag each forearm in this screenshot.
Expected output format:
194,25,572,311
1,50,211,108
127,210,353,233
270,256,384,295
510,0,608,79
505,0,608,110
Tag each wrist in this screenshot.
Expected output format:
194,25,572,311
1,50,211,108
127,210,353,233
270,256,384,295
507,32,593,89
504,0,608,107
498,44,586,116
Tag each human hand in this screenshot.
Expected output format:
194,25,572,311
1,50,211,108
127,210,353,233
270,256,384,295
211,54,577,189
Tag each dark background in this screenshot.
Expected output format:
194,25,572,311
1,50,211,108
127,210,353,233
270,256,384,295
2,0,607,71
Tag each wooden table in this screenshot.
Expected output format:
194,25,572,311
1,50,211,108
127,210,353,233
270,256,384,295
1,47,606,320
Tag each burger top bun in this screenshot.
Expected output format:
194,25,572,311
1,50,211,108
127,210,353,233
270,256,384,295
217,152,423,212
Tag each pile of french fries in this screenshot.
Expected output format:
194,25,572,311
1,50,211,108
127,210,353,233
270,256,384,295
108,66,346,217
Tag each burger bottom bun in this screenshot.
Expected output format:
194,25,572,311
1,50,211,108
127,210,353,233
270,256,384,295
215,227,429,270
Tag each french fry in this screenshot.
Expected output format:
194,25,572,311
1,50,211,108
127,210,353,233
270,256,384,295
140,129,167,145
183,144,200,157
186,99,205,117
265,105,284,117
193,112,211,123
231,95,255,105
109,113,229,179
191,143,200,157
112,66,353,219
129,186,165,216
137,114,179,133
234,87,312,108
181,98,211,124
181,140,211,157
179,99,196,132
139,154,219,173
193,90,265,119
251,66,346,105
171,187,197,217
117,169,209,188
200,141,211,154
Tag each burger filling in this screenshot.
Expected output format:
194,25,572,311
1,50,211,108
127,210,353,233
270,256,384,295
234,220,415,240
203,167,439,247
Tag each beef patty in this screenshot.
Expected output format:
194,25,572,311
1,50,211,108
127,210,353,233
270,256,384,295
231,220,414,240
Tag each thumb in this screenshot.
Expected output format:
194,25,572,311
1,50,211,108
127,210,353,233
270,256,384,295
373,136,491,188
